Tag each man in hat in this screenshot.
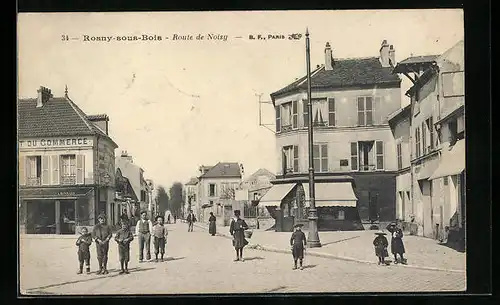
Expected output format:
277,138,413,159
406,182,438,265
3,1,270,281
290,224,307,270
386,221,406,264
152,215,168,262
135,210,153,262
92,214,113,274
373,230,389,265
186,210,196,232
229,210,249,262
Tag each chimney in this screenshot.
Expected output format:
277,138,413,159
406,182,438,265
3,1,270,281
324,42,334,70
121,150,128,157
389,45,396,67
87,114,110,135
379,39,390,67
36,86,53,108
240,164,244,176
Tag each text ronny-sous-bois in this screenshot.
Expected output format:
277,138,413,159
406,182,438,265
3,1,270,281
77,33,228,42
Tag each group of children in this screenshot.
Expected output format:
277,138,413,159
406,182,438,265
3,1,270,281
373,221,407,265
75,212,169,276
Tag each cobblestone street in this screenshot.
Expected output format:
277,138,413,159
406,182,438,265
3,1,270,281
20,223,466,295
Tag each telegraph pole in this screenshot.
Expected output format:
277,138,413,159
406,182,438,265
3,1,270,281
306,28,321,248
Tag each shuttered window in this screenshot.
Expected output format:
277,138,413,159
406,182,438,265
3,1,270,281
76,155,85,184
41,156,50,185
275,105,281,133
51,155,60,185
328,98,335,126
292,101,298,129
293,145,299,172
303,100,309,128
350,142,358,170
357,97,374,126
376,141,384,170
313,144,328,172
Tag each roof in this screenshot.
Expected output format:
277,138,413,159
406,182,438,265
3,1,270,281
86,114,109,121
392,55,439,74
270,57,401,99
387,104,411,123
18,96,117,146
244,168,276,183
185,177,199,185
200,162,242,179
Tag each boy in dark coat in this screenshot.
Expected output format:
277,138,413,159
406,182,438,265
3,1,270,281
229,210,249,262
114,220,134,274
152,215,168,262
186,210,196,232
76,227,92,274
92,214,113,275
373,231,389,265
290,224,307,270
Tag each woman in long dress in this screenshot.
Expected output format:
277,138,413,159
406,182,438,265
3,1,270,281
229,210,249,262
386,222,406,264
208,212,217,236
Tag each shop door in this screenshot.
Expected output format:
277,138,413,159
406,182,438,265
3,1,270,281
60,200,76,234
28,200,56,234
368,192,379,222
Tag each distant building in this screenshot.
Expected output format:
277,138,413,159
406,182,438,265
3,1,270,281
394,40,464,246
184,177,199,218
240,168,275,218
196,162,243,225
265,40,402,231
18,86,118,234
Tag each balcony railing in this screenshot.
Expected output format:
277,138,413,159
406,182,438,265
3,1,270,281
359,164,376,171
61,175,76,185
26,177,41,186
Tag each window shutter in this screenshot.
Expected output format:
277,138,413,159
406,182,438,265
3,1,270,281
357,97,365,126
282,148,287,174
328,98,335,126
51,155,60,185
376,141,384,170
275,106,281,133
19,155,26,185
293,145,299,172
76,154,85,184
292,101,298,129
350,142,358,170
303,101,309,128
41,156,50,185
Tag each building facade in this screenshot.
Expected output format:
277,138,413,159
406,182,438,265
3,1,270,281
240,168,275,218
393,40,464,245
184,177,199,218
196,162,243,225
263,40,402,231
18,87,118,234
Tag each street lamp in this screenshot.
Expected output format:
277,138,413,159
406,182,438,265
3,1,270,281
305,28,321,248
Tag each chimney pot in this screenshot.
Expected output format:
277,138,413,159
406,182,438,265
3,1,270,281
36,86,52,107
388,45,396,67
324,42,334,71
379,40,391,68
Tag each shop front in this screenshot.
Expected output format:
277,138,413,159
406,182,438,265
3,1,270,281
19,186,95,234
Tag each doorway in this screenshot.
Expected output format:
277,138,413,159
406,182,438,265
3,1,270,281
27,200,56,234
368,192,379,222
60,200,76,234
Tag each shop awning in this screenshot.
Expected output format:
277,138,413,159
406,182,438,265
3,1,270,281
302,182,357,207
258,183,297,207
19,187,94,199
415,164,437,181
201,203,212,209
429,139,465,180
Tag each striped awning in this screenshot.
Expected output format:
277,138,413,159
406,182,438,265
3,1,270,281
258,183,297,207
302,182,357,207
429,139,465,180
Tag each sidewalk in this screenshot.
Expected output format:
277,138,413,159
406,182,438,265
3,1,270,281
193,222,466,273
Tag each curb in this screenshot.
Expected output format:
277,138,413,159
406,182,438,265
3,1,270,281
193,223,465,274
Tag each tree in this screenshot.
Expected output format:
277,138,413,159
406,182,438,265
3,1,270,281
220,186,236,200
169,182,184,217
156,185,170,216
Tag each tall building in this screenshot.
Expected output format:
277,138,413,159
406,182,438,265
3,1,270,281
18,86,118,234
262,40,402,231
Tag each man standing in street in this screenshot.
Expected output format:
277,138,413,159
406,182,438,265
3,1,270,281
92,214,113,275
135,210,153,262
186,210,196,232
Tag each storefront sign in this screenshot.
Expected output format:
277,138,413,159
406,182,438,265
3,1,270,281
58,191,76,196
19,137,93,149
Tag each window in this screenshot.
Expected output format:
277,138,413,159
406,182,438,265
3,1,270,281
253,193,259,200
292,101,298,129
209,184,216,197
376,141,384,170
397,143,403,170
313,144,328,172
443,176,449,186
340,159,349,167
350,142,358,170
415,127,421,158
282,146,298,173
337,210,345,220
281,102,293,130
26,156,42,186
422,121,427,154
328,98,335,127
303,100,309,128
275,105,281,133
358,141,375,171
312,99,327,126
60,155,76,185
357,97,373,126
426,117,435,150
442,71,464,97
140,190,146,202
448,120,458,146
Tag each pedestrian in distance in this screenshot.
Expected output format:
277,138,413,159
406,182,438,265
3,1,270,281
290,223,307,270
135,210,153,262
167,214,171,224
186,210,196,232
152,215,168,262
173,214,177,224
386,221,407,264
208,212,217,236
75,227,92,274
229,210,249,262
92,214,113,275
114,220,134,274
373,230,389,265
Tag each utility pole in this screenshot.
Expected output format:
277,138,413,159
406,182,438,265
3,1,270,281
305,28,321,248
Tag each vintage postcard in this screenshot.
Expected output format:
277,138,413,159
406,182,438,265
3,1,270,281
17,9,465,295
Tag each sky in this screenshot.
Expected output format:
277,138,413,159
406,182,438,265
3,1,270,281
17,9,464,189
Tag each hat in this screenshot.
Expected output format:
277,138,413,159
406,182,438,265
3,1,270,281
97,214,106,221
140,210,148,215
80,227,88,232
234,210,241,216
210,212,214,215
155,215,164,221
293,223,304,228
389,222,397,226
375,230,387,235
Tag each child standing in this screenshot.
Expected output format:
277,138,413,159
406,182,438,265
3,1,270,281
152,215,168,262
290,224,307,270
114,221,134,274
76,227,92,274
373,231,389,265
